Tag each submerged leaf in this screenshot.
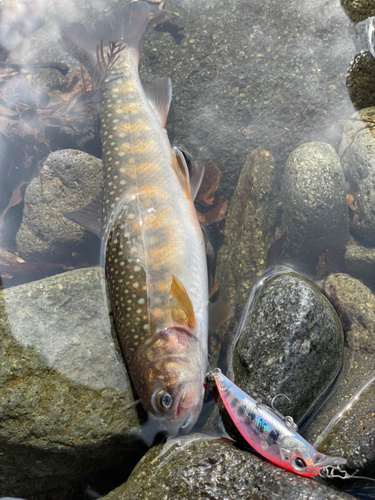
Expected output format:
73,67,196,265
315,246,346,280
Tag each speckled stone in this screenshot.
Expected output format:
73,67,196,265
213,148,277,367
231,269,344,424
102,434,356,500
0,267,145,497
347,51,375,110
281,142,348,269
16,150,103,261
345,245,375,287
302,273,375,477
341,0,375,23
339,107,375,244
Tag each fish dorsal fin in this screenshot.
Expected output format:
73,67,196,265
172,146,204,201
170,275,196,329
144,77,172,127
63,190,104,238
208,300,234,334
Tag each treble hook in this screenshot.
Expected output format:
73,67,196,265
270,394,298,431
319,465,375,482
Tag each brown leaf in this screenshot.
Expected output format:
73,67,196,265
203,197,228,226
0,180,27,231
195,162,221,206
0,248,25,266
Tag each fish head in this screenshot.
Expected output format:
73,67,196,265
131,326,206,437
279,436,347,477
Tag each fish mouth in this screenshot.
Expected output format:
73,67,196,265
181,416,193,430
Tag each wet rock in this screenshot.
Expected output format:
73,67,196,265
213,149,277,366
339,107,375,244
103,434,356,500
230,269,344,424
324,273,375,357
345,244,375,286
341,0,375,23
16,149,103,261
281,142,348,268
302,273,375,477
0,267,145,497
347,51,375,110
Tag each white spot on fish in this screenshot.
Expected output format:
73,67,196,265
127,214,136,220
118,152,125,157
134,265,141,272
133,282,139,288
138,298,145,305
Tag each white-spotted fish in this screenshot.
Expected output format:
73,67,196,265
62,1,208,437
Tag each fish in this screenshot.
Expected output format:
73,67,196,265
209,369,346,477
62,1,208,437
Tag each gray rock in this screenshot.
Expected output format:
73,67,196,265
347,51,375,110
213,148,277,367
302,273,375,477
16,149,103,261
102,434,356,500
324,273,375,360
340,107,375,244
231,269,344,424
281,142,349,268
345,244,375,287
0,267,145,497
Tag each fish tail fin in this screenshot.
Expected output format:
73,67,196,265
61,1,150,69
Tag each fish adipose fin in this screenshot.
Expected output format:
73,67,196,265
170,275,196,329
144,77,172,127
172,146,205,201
63,191,104,238
61,1,150,70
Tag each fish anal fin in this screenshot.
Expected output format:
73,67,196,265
144,77,172,127
63,191,104,238
170,275,196,329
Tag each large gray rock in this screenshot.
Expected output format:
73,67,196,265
340,107,375,244
347,51,375,110
16,150,103,261
0,267,145,497
281,142,349,268
102,434,356,500
231,269,344,424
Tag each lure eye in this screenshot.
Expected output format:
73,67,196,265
293,457,307,470
153,389,174,412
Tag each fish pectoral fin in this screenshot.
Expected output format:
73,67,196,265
170,275,196,329
172,146,205,201
144,77,172,127
208,300,234,334
63,190,104,238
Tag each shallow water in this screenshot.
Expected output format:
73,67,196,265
0,0,375,498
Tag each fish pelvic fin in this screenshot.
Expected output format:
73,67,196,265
61,1,150,70
170,275,196,329
144,77,172,127
172,146,205,201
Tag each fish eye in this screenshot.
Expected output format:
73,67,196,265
153,389,174,412
293,457,307,470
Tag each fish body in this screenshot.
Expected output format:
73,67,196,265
212,370,346,477
62,2,208,436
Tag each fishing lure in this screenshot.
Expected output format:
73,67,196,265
207,369,346,477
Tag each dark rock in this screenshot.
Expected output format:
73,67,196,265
16,149,103,261
281,142,348,268
339,107,375,245
213,148,277,367
0,267,144,497
230,269,344,424
341,0,375,23
345,244,375,287
347,51,375,110
102,434,356,500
